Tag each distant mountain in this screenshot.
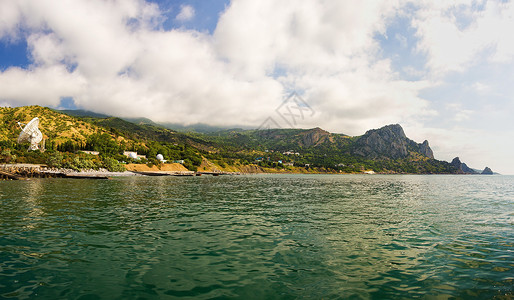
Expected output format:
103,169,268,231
59,110,163,128
122,117,160,126
450,157,495,175
208,124,434,161
481,167,493,175
198,123,459,173
160,122,248,133
79,117,218,152
451,157,476,174
351,124,434,160
58,109,110,118
56,108,241,133
204,127,352,152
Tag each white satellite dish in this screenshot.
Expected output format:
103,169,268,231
17,117,43,151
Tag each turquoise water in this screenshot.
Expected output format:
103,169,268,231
0,175,512,299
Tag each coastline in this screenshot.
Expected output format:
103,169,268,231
1,163,498,180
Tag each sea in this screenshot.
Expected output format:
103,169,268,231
0,174,512,299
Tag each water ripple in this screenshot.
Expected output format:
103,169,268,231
0,175,513,299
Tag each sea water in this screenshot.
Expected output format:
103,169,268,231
0,174,512,299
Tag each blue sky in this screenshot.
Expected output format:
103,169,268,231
0,35,30,70
0,0,513,174
152,0,229,33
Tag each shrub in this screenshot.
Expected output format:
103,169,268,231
46,152,64,168
102,157,126,172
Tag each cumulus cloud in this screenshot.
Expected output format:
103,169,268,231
0,0,512,162
0,65,85,107
0,0,22,40
412,0,514,75
402,0,514,173
0,0,433,132
175,4,195,22
212,0,436,133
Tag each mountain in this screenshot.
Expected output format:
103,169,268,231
450,157,493,174
351,124,434,160
59,109,245,134
0,105,491,174
481,167,493,175
69,116,219,154
203,127,353,155
208,124,434,161
122,117,160,126
58,109,110,118
450,157,475,174
160,122,242,133
0,106,213,171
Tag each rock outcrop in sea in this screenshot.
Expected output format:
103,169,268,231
450,157,488,174
481,167,493,175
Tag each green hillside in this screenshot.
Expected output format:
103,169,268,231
0,106,205,171
199,125,456,174
0,106,463,174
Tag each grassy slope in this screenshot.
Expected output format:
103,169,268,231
0,106,123,145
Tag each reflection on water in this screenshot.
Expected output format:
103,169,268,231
0,175,513,299
20,179,45,230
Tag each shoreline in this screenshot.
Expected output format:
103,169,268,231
0,163,499,180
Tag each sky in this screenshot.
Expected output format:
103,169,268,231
0,0,513,174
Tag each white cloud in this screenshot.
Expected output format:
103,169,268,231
453,110,473,122
0,65,85,107
0,0,22,40
212,0,435,134
404,124,513,174
175,5,195,22
0,0,512,172
471,82,490,93
412,0,514,75
395,33,408,48
0,0,432,132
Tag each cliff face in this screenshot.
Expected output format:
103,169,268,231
419,140,434,159
352,124,434,160
299,127,331,147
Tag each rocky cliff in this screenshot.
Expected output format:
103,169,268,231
298,127,331,147
419,140,434,159
351,124,434,160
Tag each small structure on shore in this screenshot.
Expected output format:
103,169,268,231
17,117,44,151
123,151,146,160
79,150,100,155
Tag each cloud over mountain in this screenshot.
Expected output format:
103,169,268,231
0,0,514,173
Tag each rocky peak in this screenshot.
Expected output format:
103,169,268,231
352,124,433,160
419,140,434,159
451,157,462,166
481,167,493,175
300,127,330,147
363,124,407,140
451,157,477,174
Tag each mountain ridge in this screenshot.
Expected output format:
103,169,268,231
0,106,493,174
